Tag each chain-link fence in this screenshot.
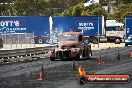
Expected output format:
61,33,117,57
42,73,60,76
0,33,36,49
0,32,51,49
0,33,34,44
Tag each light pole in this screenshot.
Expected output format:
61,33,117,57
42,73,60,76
33,31,35,47
96,7,100,48
97,15,100,48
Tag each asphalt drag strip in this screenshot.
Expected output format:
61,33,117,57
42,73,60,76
0,46,132,88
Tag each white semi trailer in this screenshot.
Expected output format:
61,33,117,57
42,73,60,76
103,20,125,44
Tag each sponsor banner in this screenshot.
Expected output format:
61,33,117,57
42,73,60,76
80,74,130,83
0,16,50,37
0,20,27,33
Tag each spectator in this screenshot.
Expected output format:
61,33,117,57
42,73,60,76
0,37,3,48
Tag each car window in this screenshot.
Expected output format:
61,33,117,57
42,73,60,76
130,37,132,40
127,36,132,40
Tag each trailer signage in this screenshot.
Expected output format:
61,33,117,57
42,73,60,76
0,20,27,33
78,22,94,30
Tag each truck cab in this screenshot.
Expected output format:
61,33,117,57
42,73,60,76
49,30,92,61
105,20,125,44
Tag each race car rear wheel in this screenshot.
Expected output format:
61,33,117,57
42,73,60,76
76,76,87,85
125,44,128,46
76,50,83,60
50,57,55,61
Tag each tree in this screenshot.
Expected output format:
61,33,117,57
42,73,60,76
48,0,82,16
81,9,91,16
0,0,14,15
12,0,50,16
72,3,84,16
0,0,51,16
113,3,132,22
59,3,108,21
60,3,108,18
60,7,73,16
3,0,84,16
99,0,108,6
121,0,132,4
108,14,115,20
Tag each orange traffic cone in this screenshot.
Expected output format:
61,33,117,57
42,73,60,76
129,52,132,57
98,55,103,65
38,66,45,80
117,52,120,60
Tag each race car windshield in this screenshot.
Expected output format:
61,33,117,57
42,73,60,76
59,34,78,41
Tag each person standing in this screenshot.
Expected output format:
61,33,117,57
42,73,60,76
0,37,3,49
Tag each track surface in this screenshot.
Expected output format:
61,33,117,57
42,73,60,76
0,46,132,88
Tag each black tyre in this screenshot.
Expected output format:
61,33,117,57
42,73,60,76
115,38,121,44
50,57,55,61
76,50,83,60
77,76,87,85
45,39,50,44
125,44,128,46
30,39,34,44
78,53,83,60
38,39,43,44
0,43,3,48
92,38,98,44
83,38,89,44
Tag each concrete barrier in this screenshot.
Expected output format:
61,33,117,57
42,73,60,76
0,45,55,59
91,43,125,50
